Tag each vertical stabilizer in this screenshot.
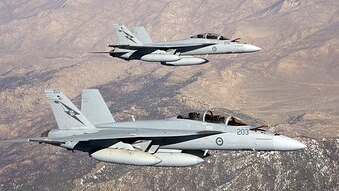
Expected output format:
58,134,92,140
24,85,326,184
114,24,142,45
81,89,115,125
133,26,153,44
45,89,95,129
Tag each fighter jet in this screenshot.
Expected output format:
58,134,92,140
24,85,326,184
9,89,306,167
95,24,261,66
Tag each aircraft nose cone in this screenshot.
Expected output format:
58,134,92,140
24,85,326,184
273,135,307,151
243,44,262,52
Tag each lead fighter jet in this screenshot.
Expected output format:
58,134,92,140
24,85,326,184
95,24,261,66
10,89,306,167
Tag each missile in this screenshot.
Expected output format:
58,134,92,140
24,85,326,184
141,54,181,62
90,148,162,166
161,56,208,66
153,152,204,167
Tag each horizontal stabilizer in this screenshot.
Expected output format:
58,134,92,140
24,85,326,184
2,137,63,144
89,51,112,54
1,138,30,143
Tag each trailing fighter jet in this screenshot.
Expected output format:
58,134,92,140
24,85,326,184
9,89,306,167
94,24,261,66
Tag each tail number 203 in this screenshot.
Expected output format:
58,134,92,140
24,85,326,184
237,128,249,135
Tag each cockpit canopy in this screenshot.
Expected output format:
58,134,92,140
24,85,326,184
176,110,247,126
190,33,230,40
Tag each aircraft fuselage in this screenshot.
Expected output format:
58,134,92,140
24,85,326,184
46,119,305,152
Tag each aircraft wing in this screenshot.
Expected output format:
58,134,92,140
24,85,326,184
108,42,216,50
28,129,222,143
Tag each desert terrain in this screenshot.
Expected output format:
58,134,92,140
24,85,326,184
0,0,338,190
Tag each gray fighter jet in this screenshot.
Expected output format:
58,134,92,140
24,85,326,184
95,24,261,66
11,89,306,167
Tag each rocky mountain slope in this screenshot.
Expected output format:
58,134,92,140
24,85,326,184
0,0,338,190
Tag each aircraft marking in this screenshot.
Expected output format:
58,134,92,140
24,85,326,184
216,137,223,146
237,129,249,135
59,102,85,125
